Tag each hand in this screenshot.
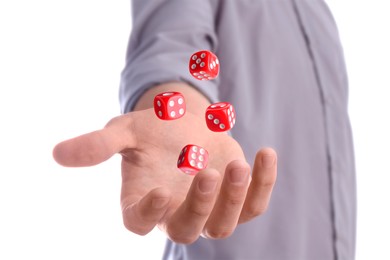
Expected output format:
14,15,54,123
53,109,277,244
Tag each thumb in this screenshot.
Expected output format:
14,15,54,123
53,115,135,167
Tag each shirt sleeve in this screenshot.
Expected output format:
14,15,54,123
119,0,219,113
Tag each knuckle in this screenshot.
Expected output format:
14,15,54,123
122,207,153,236
262,178,276,189
205,228,234,239
245,205,268,219
123,221,150,236
187,203,211,218
253,179,275,192
166,228,198,244
226,196,244,206
222,186,246,206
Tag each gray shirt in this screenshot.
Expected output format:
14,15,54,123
120,0,356,259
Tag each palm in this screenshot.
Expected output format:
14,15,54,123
53,108,276,243
119,109,245,220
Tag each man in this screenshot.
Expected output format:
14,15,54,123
54,0,356,259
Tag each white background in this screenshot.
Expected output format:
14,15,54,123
0,1,389,259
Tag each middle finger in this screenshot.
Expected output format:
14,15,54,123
164,169,221,244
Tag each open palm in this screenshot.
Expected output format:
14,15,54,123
53,108,277,243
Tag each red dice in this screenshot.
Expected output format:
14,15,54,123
205,102,236,132
177,144,209,175
189,50,219,80
154,92,186,120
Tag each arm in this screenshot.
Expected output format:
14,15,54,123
53,0,277,243
119,0,219,114
53,83,276,243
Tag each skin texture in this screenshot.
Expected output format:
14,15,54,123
53,83,277,244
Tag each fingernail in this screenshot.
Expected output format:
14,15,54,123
262,155,275,168
152,198,170,209
229,169,247,184
198,179,218,193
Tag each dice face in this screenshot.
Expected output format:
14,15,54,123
205,102,236,132
177,144,209,175
189,50,219,80
154,92,186,120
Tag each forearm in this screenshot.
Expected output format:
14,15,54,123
133,82,212,118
